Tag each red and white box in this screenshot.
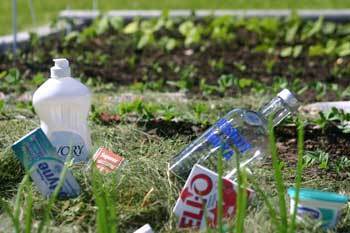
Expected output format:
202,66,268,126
92,147,125,173
173,164,254,230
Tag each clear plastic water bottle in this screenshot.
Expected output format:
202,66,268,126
169,89,299,179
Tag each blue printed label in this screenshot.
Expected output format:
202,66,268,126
11,128,81,198
51,131,88,163
297,206,321,220
32,159,81,198
206,118,252,160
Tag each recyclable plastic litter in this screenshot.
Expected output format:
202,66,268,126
169,89,299,178
288,187,349,229
11,128,81,198
133,224,154,233
33,58,92,163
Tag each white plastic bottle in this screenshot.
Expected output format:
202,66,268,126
33,58,91,163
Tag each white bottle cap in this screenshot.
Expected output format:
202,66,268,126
50,58,71,78
277,89,299,110
133,224,154,233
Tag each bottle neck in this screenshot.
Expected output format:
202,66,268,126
259,97,292,127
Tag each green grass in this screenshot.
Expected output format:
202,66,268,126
1,0,350,35
0,87,349,232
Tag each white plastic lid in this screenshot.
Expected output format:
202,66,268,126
277,89,299,110
50,58,71,78
133,224,154,233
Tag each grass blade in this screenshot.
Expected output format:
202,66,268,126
106,176,118,233
234,148,248,233
13,173,31,233
289,117,305,233
249,175,279,229
0,197,17,231
91,165,109,233
217,145,224,233
24,187,33,233
268,116,288,233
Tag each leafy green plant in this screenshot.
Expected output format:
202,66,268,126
209,16,235,42
238,78,254,89
314,107,350,133
264,58,276,74
209,59,225,72
5,68,20,85
272,77,288,93
123,21,139,34
285,20,300,43
199,79,219,95
117,98,158,120
95,17,111,35
137,21,156,49
304,150,329,169
301,17,323,40
337,41,350,57
159,36,178,52
172,64,197,90
32,73,45,86
157,105,178,121
334,156,350,174
217,74,235,92
122,17,175,49
178,21,203,46
109,17,124,31
312,81,327,100
280,45,302,58
192,102,209,124
233,62,247,72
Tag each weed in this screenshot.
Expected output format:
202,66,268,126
268,116,288,233
315,107,350,133
304,150,329,170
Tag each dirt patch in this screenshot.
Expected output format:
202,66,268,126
275,124,350,180
1,24,349,103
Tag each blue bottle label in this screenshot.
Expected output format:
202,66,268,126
51,131,88,162
206,118,252,160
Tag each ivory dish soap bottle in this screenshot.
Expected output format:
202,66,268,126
33,58,91,163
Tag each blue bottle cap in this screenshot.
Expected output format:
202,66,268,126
288,187,349,204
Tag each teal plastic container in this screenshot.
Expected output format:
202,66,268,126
288,187,348,229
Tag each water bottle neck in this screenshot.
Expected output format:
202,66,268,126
259,97,291,127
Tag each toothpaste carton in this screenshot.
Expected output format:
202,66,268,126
173,164,254,230
92,147,125,173
11,128,81,198
288,187,349,229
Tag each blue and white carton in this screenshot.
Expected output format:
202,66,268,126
12,128,81,198
288,187,349,229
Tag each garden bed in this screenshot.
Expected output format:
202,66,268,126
0,15,349,233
